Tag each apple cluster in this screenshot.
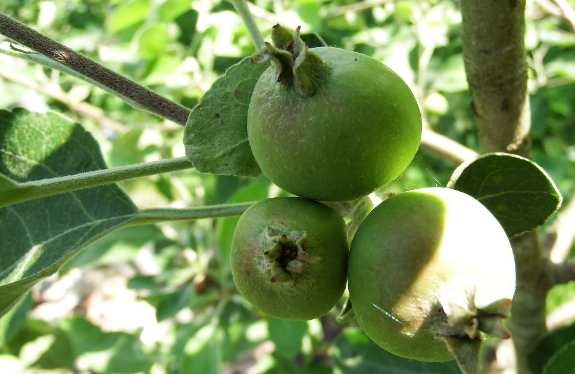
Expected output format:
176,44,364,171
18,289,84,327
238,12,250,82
231,26,516,370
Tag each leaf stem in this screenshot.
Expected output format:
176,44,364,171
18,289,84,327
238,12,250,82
0,157,193,208
132,202,254,225
229,0,265,50
0,12,191,125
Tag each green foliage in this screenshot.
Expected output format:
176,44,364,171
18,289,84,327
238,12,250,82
333,328,462,373
108,0,150,34
448,153,562,237
528,321,575,374
0,108,137,317
542,338,575,374
184,56,268,177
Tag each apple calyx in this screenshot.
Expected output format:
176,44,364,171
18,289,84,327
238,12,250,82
262,227,310,284
250,24,331,96
433,291,513,374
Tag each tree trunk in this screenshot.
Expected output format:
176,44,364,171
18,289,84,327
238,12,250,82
460,0,531,156
460,2,546,374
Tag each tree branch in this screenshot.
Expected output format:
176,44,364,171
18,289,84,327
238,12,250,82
546,258,575,328
0,64,126,133
0,157,193,208
549,258,575,286
420,129,478,165
507,232,551,374
132,202,254,225
543,187,575,263
461,0,531,156
552,0,575,32
0,12,190,125
460,2,544,374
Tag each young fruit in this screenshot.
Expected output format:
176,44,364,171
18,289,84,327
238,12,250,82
231,197,348,320
247,26,421,202
347,188,515,373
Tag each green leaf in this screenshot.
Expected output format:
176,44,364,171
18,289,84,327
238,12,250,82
0,108,137,318
63,225,162,270
181,323,224,374
259,352,300,374
431,55,468,93
333,327,462,374
184,56,269,177
542,338,575,374
0,174,18,194
128,275,164,292
0,293,33,345
216,179,270,269
141,54,182,85
155,286,193,322
528,321,575,374
447,152,562,237
219,302,266,363
14,319,75,371
158,0,194,21
60,317,154,373
138,23,170,59
267,318,308,359
108,0,150,34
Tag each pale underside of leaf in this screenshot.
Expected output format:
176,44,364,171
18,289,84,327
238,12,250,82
184,56,269,177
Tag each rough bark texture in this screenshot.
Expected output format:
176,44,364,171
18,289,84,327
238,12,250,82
461,0,531,156
0,12,191,126
460,2,545,374
507,233,551,374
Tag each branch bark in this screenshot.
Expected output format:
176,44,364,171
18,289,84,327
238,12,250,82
461,0,531,156
460,2,544,374
0,12,190,125
0,67,127,133
420,129,478,165
544,187,575,262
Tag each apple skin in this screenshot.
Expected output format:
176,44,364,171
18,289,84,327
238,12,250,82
247,47,422,202
231,197,349,320
348,187,516,362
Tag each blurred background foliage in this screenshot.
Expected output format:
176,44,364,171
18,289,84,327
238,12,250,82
1,0,575,373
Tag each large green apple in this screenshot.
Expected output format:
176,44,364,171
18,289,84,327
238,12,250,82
247,27,422,201
348,187,516,363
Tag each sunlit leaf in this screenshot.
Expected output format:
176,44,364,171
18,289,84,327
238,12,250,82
61,317,154,373
158,0,193,21
268,318,308,359
138,24,170,59
181,324,224,374
447,152,562,237
108,0,150,34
